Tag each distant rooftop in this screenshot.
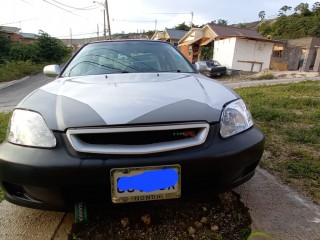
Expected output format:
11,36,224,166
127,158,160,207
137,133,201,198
21,32,37,39
0,26,21,33
165,28,187,40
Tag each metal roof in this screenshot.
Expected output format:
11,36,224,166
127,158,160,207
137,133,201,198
208,25,265,39
165,28,187,40
21,33,37,39
0,26,21,33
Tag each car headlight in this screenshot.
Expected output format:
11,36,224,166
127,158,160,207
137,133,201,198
7,109,56,148
220,99,253,138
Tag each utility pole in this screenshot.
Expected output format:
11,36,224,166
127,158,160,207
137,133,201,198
97,24,99,40
70,28,72,46
105,0,111,40
155,19,157,31
103,10,106,40
191,12,194,28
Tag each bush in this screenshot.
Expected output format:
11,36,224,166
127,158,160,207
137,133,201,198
9,44,41,63
7,31,70,64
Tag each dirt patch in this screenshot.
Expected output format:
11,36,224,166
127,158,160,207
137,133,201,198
70,191,251,240
219,70,320,82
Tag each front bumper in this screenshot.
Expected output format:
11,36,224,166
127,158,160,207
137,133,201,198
0,125,264,211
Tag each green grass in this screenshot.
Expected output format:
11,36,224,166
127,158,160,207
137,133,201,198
0,112,11,202
0,61,47,83
236,81,320,204
250,72,276,80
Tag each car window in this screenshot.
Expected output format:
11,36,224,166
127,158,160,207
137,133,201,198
62,41,195,77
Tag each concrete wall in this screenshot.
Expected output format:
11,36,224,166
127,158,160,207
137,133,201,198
287,48,301,71
213,38,236,69
214,38,273,72
232,39,274,72
308,37,320,71
287,37,320,71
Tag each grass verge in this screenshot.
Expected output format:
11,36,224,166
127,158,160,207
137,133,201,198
236,81,320,204
0,61,48,83
0,112,11,202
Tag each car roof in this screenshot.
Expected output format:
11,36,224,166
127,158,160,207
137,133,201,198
85,39,169,46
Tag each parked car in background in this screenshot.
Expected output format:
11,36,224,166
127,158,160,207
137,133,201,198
195,60,227,77
0,40,264,211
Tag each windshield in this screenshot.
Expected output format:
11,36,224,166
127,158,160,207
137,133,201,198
62,41,195,77
206,61,221,67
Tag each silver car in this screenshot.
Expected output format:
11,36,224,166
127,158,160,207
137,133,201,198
0,40,264,211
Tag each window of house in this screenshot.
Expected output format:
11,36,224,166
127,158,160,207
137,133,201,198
188,45,192,57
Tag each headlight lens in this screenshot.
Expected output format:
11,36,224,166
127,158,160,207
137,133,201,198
7,109,56,148
220,99,253,138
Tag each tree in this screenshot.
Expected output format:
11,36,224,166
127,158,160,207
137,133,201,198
174,22,190,31
278,5,292,16
0,27,11,63
294,3,311,16
258,11,266,20
209,19,228,26
36,30,70,62
312,1,320,15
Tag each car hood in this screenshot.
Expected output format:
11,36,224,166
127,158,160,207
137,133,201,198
18,73,238,131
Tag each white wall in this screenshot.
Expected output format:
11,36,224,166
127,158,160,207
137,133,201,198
213,38,236,69
213,38,274,72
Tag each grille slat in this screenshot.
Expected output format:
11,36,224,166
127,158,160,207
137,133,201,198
66,123,209,155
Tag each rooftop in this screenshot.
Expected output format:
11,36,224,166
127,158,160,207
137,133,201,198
165,28,187,40
0,26,21,34
208,24,265,39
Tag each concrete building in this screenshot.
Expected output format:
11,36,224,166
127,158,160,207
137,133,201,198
271,37,320,72
214,37,274,72
151,28,187,47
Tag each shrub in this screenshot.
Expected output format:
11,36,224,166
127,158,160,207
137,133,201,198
36,30,70,63
9,44,41,63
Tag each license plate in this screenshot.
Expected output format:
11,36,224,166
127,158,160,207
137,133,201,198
217,73,221,75
110,165,181,203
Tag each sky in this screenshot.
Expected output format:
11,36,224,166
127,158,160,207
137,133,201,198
0,0,318,39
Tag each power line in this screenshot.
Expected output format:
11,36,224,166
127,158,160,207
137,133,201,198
19,0,34,6
50,0,99,10
0,18,38,26
42,0,103,25
145,12,191,15
113,19,155,23
57,31,104,38
43,0,79,15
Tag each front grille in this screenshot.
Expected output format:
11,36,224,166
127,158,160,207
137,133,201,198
78,128,200,145
66,123,209,155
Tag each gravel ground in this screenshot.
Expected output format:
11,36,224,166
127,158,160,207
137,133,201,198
70,191,251,240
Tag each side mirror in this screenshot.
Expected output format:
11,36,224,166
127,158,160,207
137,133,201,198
43,65,61,78
194,62,206,71
194,62,200,71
